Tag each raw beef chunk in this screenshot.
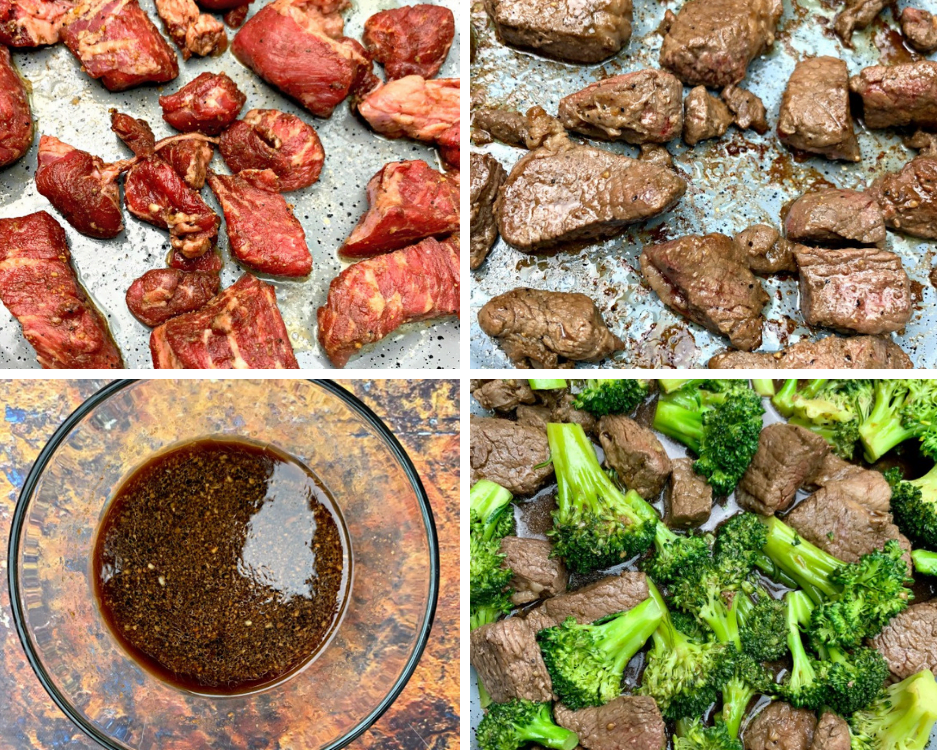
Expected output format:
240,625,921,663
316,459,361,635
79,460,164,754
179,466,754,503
159,72,246,135
155,0,226,59
0,44,31,167
362,4,454,79
157,136,214,190
126,268,220,327
0,0,72,46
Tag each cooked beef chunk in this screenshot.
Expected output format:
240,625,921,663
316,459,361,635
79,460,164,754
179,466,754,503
803,452,865,490
557,69,683,145
515,404,553,431
683,86,733,146
539,390,599,438
736,424,829,516
478,288,623,369
850,62,936,129
869,155,936,239
743,702,817,750
904,129,936,156
707,334,913,369
835,0,893,45
866,599,936,681
484,0,634,63
554,697,667,750
900,7,936,52
598,415,671,501
472,379,536,413
665,458,712,528
470,416,554,495
640,233,769,351
778,56,860,162
471,616,553,704
784,189,886,246
500,537,568,604
734,224,798,275
812,711,851,750
496,134,686,251
638,143,673,168
539,571,650,625
659,0,781,88
722,84,768,132
795,246,912,335
471,152,506,270
471,105,563,149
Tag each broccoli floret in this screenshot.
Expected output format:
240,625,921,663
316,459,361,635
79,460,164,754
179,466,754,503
470,480,515,607
571,379,650,418
546,423,658,572
912,549,936,576
859,379,937,462
886,465,937,549
653,380,764,496
674,718,744,750
528,379,569,391
476,699,579,750
779,590,827,710
812,643,889,717
849,669,937,750
471,479,515,539
718,646,774,739
737,593,788,663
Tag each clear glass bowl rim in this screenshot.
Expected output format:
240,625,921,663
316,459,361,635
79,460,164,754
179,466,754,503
7,378,441,750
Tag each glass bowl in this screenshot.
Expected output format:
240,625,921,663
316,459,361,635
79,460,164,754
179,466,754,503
8,379,439,749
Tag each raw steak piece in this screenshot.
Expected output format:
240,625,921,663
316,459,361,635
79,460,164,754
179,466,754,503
362,4,454,79
198,0,251,10
358,75,459,156
168,248,223,273
157,136,214,190
641,233,769,351
317,235,459,368
478,288,623,369
61,0,179,91
900,7,936,52
155,0,227,59
151,273,298,368
219,109,324,191
0,44,31,167
783,189,886,246
222,5,249,25
438,121,459,168
0,211,123,368
470,152,506,270
207,170,312,277
0,0,72,46
778,56,860,162
126,268,219,327
721,84,768,132
707,334,913,368
159,72,246,135
869,155,936,239
795,246,912,334
835,0,892,45
35,135,128,238
339,159,459,258
849,62,936,129
683,85,733,145
231,0,373,118
110,109,155,157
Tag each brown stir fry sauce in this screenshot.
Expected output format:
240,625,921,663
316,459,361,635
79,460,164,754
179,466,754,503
94,439,348,694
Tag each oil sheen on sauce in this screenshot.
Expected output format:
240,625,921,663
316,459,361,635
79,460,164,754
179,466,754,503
93,438,349,694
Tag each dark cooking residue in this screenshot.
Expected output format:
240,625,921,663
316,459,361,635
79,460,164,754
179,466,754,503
94,439,348,694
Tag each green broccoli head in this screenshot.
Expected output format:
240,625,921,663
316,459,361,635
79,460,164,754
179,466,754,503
476,699,579,750
739,594,788,663
886,465,937,550
773,379,873,460
471,479,515,540
849,669,937,750
470,597,513,632
674,719,744,750
470,480,516,609
819,644,889,717
571,379,650,418
859,379,937,463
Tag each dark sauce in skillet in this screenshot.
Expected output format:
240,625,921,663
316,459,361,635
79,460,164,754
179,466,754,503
93,439,348,694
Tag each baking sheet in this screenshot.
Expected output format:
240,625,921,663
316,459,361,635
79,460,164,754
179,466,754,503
470,0,936,369
0,0,459,369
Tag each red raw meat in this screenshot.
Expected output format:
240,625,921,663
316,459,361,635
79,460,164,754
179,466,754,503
0,0,72,46
150,273,299,368
340,159,459,258
61,0,179,91
231,0,373,118
160,72,246,135
317,235,459,367
363,4,454,79
198,0,250,9
126,267,220,326
157,135,214,189
358,75,459,153
222,6,249,26
219,108,324,191
35,135,129,238
0,44,32,168
110,109,155,156
438,121,459,168
168,248,223,272
207,170,312,277
0,211,123,368
155,0,226,59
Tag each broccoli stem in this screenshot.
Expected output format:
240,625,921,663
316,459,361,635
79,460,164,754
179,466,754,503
721,677,753,739
752,379,775,396
772,379,800,417
529,379,568,390
858,381,912,462
912,549,937,576
760,516,843,601
784,591,820,702
516,707,579,750
652,400,704,452
599,598,664,675
851,670,937,749
658,379,695,393
471,480,514,539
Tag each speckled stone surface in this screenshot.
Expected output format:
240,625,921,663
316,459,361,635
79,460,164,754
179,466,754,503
0,379,459,750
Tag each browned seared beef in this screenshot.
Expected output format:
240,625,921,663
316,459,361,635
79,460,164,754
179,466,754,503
557,69,683,144
496,135,686,251
778,57,860,162
812,711,851,750
515,403,553,431
665,458,712,527
640,233,769,351
850,61,936,129
803,452,864,490
708,334,913,369
866,599,937,680
539,390,599,438
470,616,553,703
554,697,667,750
900,7,936,52
478,288,623,368
639,143,673,169
470,153,506,270
734,224,798,275
659,0,782,88
683,86,733,146
472,379,536,413
500,537,568,605
470,416,554,495
722,84,768,132
796,247,912,335
904,129,936,157
736,423,829,516
784,189,886,246
743,702,817,750
539,570,650,625
869,155,936,239
598,415,671,501
484,0,634,63
471,105,563,149
835,0,893,45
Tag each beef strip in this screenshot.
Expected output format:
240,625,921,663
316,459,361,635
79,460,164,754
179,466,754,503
598,415,671,501
743,702,817,750
557,69,683,145
470,152,506,270
638,143,673,169
835,0,893,45
734,224,798,275
869,155,936,239
866,599,936,680
0,45,31,168
665,458,712,528
478,288,623,369
539,571,650,625
683,86,733,146
812,711,851,749
736,423,830,517
640,233,769,351
472,379,536,413
471,105,563,149
721,84,768,133
554,697,667,750
470,416,554,496
707,334,913,369
849,61,936,129
778,56,860,162
900,7,936,52
784,189,886,247
500,537,568,604
470,616,553,704
795,246,912,335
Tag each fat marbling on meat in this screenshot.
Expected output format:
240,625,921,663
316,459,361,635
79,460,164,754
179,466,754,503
362,4,454,79
850,61,936,129
125,268,220,327
159,72,247,135
157,136,214,190
0,0,72,46
0,44,31,168
155,0,227,59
